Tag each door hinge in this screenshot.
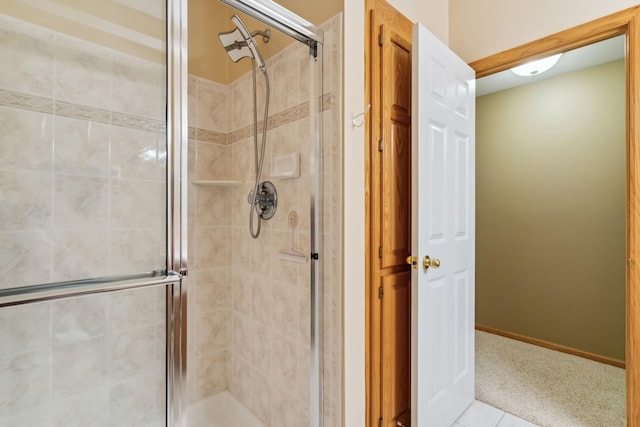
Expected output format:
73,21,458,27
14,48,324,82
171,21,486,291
378,246,383,258
378,32,383,46
378,417,383,427
378,286,384,299
378,139,384,151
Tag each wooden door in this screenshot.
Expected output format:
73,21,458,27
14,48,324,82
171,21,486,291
366,0,413,426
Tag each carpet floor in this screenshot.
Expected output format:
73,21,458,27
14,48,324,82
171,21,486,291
475,330,626,427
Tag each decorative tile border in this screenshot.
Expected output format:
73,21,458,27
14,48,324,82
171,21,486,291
217,92,334,145
0,89,166,133
0,88,333,142
195,128,228,144
56,101,111,124
112,112,165,133
0,89,54,114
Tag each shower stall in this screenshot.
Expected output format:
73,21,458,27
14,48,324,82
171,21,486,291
0,0,342,426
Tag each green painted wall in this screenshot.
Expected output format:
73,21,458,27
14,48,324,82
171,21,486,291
476,60,626,360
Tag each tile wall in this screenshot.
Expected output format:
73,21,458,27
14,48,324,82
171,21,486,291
187,13,342,427
0,13,167,288
0,10,168,427
0,287,167,427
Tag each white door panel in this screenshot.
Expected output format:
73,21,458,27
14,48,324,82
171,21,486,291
411,23,475,427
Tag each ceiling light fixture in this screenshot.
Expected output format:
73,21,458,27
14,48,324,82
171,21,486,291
511,54,563,77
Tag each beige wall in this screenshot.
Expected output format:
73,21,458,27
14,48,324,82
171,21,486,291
449,0,638,63
476,60,626,360
384,0,449,43
189,0,343,84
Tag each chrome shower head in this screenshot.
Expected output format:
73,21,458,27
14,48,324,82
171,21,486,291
218,14,267,72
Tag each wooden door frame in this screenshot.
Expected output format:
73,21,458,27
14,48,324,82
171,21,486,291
470,6,640,426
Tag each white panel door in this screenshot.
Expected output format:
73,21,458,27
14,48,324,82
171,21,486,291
411,23,475,427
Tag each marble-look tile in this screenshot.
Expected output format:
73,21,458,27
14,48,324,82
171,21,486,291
108,324,164,381
51,230,109,282
231,139,252,182
195,185,229,227
197,78,229,133
230,226,252,270
269,332,297,392
0,349,51,414
250,278,271,327
297,285,311,343
0,406,51,427
53,175,109,230
249,229,272,275
231,270,252,316
270,231,298,282
192,268,231,313
230,75,253,131
250,321,270,375
0,106,53,172
188,76,198,129
51,387,110,427
231,313,252,363
0,170,52,231
247,369,270,424
52,294,108,345
109,374,165,426
270,385,299,427
108,229,163,275
194,227,230,268
54,116,110,177
139,418,166,427
108,286,165,333
188,350,227,403
271,280,299,338
111,179,164,229
54,34,112,110
457,400,505,427
0,231,52,288
229,356,252,407
0,15,54,98
296,341,312,402
52,336,108,402
111,126,164,181
111,52,165,120
0,303,51,358
192,309,231,356
195,141,231,181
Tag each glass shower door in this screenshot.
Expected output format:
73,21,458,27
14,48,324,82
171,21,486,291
0,1,183,426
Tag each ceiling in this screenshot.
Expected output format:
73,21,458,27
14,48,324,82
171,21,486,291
476,35,626,97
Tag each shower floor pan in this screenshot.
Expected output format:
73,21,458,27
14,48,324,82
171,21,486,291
188,391,264,427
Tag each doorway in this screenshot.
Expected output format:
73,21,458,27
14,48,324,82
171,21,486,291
475,35,626,425
365,4,640,427
472,7,640,425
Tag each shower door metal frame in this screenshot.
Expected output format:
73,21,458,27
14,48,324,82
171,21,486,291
167,0,189,425
216,1,326,426
1,0,189,425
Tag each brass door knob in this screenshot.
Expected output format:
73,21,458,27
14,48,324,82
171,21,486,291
423,255,441,270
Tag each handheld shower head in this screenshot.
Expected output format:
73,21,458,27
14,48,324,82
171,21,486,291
218,14,266,72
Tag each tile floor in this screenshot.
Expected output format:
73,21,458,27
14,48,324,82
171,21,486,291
455,400,538,427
